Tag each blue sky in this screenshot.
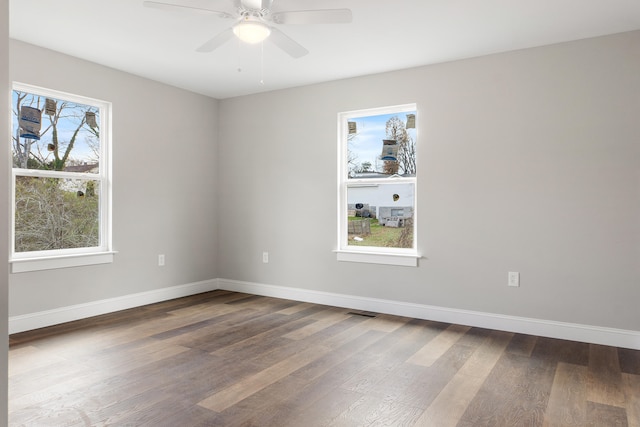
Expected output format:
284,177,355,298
12,91,99,166
348,111,416,172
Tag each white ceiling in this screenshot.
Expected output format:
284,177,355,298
10,0,640,99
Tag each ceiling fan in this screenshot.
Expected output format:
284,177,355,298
143,0,353,58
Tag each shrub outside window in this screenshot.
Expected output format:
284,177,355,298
10,83,113,272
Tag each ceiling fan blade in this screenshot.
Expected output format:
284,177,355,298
143,1,234,19
196,28,235,52
268,28,308,58
271,9,352,25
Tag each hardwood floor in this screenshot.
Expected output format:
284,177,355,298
8,290,640,426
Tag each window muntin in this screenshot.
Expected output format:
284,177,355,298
338,104,418,262
10,83,111,268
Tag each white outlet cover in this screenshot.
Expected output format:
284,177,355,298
508,272,519,287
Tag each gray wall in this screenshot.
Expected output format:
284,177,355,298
9,41,219,316
8,32,640,335
218,31,640,331
2,0,10,421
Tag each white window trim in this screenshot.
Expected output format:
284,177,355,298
11,252,117,273
336,103,420,267
334,250,419,267
10,82,114,273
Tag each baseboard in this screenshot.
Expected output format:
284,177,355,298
11,277,640,350
218,278,640,350
9,279,219,334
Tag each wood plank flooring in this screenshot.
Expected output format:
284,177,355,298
8,290,640,426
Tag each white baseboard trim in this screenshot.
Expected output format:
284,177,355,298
11,277,639,350
218,278,640,350
9,279,219,334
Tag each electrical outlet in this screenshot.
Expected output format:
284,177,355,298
508,271,519,287
158,254,165,266
262,252,269,263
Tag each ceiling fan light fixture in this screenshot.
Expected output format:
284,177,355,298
233,17,271,44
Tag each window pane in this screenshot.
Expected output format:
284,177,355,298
346,183,414,249
12,91,100,173
14,176,100,252
347,111,416,179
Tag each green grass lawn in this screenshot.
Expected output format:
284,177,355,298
348,217,405,247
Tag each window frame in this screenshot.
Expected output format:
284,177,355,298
336,103,420,267
9,82,114,273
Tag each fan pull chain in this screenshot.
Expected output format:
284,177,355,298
236,37,243,74
260,41,265,85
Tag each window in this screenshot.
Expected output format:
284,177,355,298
10,83,113,272
336,104,419,266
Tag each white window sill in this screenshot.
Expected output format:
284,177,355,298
10,251,117,273
334,250,420,267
